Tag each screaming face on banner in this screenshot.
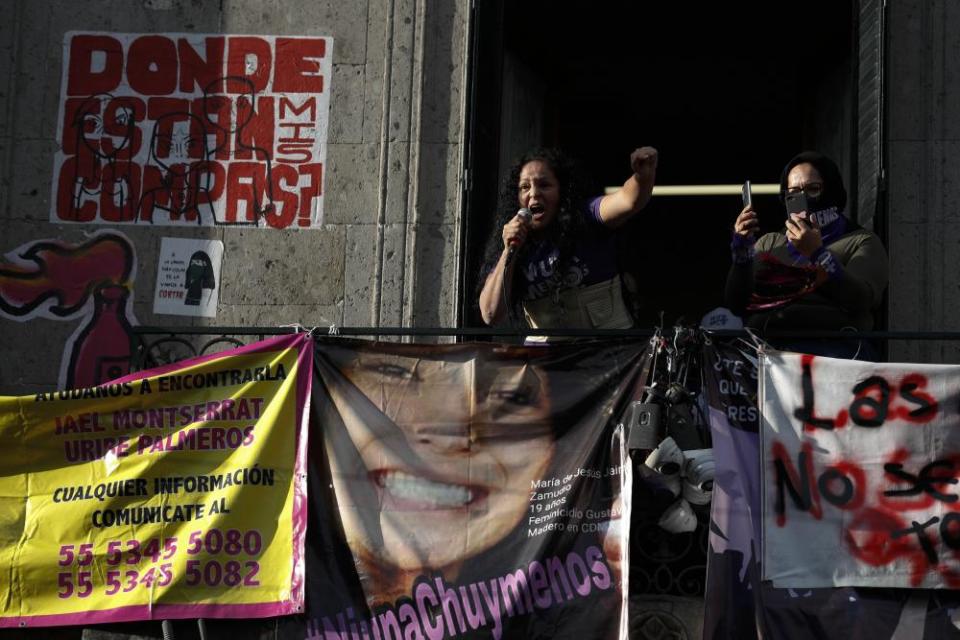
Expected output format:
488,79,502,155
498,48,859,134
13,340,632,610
305,339,647,640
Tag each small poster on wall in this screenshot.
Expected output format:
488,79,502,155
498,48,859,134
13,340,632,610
153,237,223,317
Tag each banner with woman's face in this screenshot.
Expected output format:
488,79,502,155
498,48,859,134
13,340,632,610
305,339,649,640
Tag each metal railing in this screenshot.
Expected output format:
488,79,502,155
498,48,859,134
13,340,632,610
129,324,960,372
123,324,959,635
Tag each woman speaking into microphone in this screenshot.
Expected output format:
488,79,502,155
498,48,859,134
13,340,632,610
478,146,658,342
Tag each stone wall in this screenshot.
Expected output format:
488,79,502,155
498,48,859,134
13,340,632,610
0,0,469,394
886,0,960,362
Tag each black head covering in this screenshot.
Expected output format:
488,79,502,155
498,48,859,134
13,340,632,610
778,151,847,214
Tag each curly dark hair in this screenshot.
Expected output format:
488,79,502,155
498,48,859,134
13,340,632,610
477,148,590,319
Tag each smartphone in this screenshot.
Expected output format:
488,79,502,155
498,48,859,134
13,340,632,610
741,180,752,208
784,191,808,216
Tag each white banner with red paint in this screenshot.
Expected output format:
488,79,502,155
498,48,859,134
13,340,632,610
52,32,331,229
760,351,960,589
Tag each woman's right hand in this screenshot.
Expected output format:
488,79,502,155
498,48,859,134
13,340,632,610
501,213,530,253
733,205,759,240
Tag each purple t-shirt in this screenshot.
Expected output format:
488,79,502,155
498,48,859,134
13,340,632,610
518,197,618,301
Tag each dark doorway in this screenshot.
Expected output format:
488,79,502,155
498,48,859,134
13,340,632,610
462,0,856,328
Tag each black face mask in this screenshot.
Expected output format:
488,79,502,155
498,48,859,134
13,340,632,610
805,193,825,212
779,152,849,216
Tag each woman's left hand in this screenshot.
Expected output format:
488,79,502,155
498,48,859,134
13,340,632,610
785,213,823,257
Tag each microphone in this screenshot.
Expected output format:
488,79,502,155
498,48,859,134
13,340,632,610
505,208,532,266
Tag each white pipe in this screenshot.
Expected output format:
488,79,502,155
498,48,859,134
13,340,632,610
604,183,780,196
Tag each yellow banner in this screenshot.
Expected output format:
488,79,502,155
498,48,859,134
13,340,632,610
0,334,311,627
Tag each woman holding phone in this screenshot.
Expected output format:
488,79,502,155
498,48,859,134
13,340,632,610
724,151,888,357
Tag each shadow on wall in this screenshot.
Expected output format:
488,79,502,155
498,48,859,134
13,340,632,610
0,231,138,390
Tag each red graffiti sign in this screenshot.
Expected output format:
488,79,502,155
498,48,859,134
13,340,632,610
52,33,331,229
761,352,960,589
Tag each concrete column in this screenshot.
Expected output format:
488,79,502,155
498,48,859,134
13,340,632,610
886,0,960,362
363,0,468,332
